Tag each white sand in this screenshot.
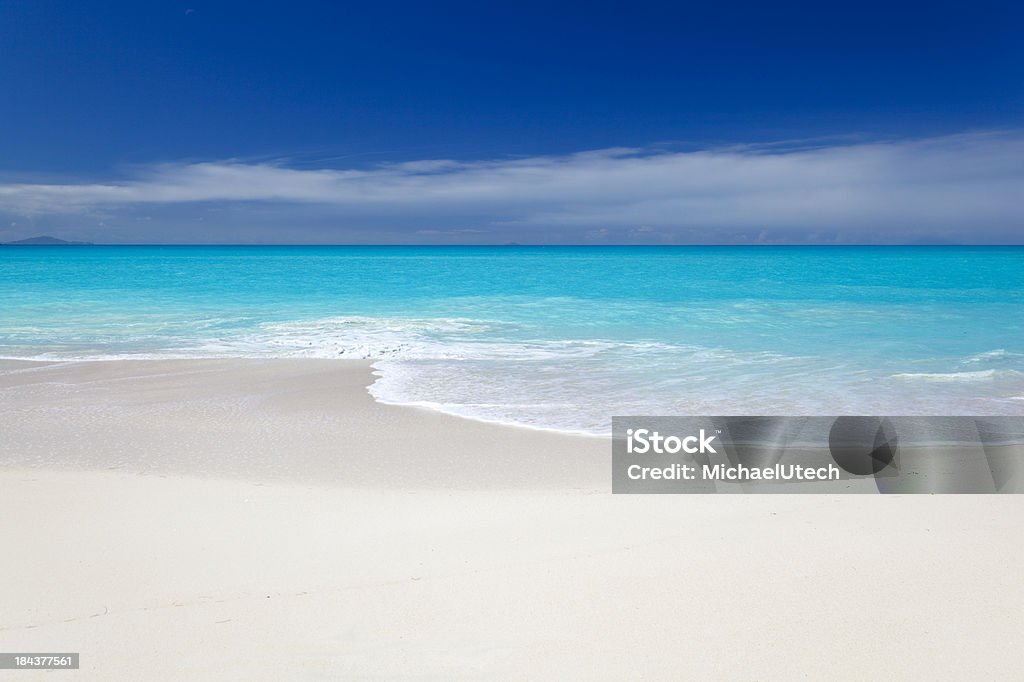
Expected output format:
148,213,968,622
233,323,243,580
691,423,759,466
1,359,1022,679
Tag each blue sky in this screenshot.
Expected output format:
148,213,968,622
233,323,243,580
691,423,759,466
1,0,1022,243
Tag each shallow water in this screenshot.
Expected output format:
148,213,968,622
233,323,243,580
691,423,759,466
3,245,1023,434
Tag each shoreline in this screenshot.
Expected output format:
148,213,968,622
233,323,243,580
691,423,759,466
0,356,616,438
2,358,1024,679
0,358,607,490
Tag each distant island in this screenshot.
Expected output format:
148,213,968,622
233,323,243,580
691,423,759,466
2,235,94,246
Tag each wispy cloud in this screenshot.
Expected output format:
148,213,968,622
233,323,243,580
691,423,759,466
2,131,1022,243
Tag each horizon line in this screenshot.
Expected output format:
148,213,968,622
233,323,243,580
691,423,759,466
5,242,1024,248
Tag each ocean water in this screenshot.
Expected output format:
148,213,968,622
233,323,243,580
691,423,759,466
2,245,1023,434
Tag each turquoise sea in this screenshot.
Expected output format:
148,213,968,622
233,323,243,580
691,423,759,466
2,246,1023,434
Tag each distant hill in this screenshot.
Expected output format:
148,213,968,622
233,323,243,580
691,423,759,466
2,235,94,245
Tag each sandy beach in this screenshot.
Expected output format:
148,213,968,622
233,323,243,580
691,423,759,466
2,359,1023,680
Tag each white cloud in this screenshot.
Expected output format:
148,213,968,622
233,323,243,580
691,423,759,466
1,131,1022,242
